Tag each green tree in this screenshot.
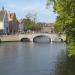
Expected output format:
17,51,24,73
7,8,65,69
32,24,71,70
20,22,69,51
47,0,75,56
22,18,32,30
22,14,41,31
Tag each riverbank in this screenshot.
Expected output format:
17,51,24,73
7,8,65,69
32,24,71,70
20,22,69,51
0,35,20,42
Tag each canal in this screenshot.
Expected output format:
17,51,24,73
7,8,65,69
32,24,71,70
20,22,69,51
0,42,69,75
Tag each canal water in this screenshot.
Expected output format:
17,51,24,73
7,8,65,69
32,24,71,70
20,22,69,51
0,42,67,75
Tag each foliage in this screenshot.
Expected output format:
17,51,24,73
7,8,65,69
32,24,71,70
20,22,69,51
22,16,41,31
54,16,64,33
47,0,75,56
68,43,75,57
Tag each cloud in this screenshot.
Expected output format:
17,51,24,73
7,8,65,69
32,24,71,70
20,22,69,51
0,0,56,22
22,4,53,14
0,0,54,15
7,4,17,8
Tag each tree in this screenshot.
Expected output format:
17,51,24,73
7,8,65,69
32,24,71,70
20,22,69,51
47,0,75,56
22,13,41,31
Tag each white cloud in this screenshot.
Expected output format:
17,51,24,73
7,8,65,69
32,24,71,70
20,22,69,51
7,4,17,8
0,0,56,22
2,0,54,15
22,4,53,14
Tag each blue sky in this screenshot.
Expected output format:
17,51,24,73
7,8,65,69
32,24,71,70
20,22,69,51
0,0,56,23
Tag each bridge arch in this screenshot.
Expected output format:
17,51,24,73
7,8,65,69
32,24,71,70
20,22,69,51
58,38,64,42
21,38,31,42
33,35,51,42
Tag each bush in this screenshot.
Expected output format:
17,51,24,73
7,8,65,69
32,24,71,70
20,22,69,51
67,43,75,57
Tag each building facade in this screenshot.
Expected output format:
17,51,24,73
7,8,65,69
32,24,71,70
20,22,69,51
8,12,19,34
0,7,9,34
38,22,54,33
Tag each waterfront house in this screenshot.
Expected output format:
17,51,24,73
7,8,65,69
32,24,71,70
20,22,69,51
0,7,9,34
8,12,19,34
37,22,54,33
18,19,24,33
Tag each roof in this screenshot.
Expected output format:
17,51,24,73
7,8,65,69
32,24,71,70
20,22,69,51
8,13,16,21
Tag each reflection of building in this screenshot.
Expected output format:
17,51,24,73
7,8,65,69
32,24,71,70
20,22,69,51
38,22,54,33
0,7,9,34
8,12,18,34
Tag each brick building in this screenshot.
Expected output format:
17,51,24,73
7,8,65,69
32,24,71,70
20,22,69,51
8,12,19,34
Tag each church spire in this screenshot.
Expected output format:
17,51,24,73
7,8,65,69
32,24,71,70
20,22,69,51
2,6,4,11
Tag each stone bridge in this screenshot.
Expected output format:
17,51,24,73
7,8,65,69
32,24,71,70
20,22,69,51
18,33,66,42
0,33,66,42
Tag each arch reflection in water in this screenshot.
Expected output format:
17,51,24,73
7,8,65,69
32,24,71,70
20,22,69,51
21,38,30,42
33,35,51,43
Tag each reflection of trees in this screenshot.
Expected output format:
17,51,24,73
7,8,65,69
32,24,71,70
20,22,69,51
67,56,75,75
54,50,67,75
54,50,75,75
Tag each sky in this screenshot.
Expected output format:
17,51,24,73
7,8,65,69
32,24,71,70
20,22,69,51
0,0,56,23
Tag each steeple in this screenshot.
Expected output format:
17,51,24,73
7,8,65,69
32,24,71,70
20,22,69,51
2,6,4,11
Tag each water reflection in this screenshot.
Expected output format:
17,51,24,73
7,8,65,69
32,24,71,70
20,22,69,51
54,49,67,75
33,36,50,43
0,42,74,75
66,56,75,75
54,49,75,75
